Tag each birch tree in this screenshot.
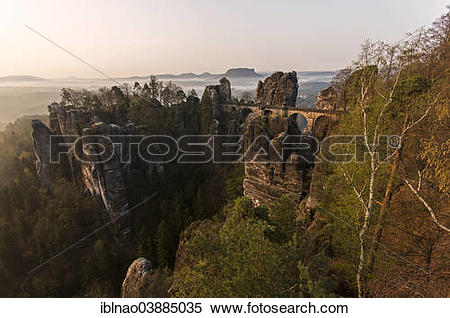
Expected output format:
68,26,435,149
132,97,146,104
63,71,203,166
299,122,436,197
339,39,441,297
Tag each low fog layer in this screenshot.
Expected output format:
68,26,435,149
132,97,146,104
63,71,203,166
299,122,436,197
0,71,335,127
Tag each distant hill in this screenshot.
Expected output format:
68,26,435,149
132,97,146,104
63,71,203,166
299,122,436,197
224,68,261,78
157,68,262,79
0,75,49,82
156,72,216,79
297,71,336,77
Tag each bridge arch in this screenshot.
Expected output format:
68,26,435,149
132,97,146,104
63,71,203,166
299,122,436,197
312,115,331,140
287,113,308,134
263,109,273,118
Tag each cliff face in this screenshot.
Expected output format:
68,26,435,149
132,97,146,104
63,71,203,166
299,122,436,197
122,258,152,297
121,258,169,297
254,71,298,107
31,119,53,188
200,77,238,134
75,122,134,223
242,113,314,206
201,77,232,121
32,102,93,189
241,71,322,206
32,103,162,229
48,101,92,135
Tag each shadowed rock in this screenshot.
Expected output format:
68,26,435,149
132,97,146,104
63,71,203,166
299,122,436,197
32,102,165,233
77,122,131,223
201,77,232,121
31,119,53,189
242,113,314,206
254,72,298,107
122,258,170,297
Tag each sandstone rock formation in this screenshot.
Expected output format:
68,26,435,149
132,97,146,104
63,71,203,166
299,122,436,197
121,258,169,298
254,72,298,107
242,113,314,206
201,77,233,133
48,101,92,135
201,77,232,119
76,122,133,223
316,86,338,111
31,119,53,189
32,102,164,231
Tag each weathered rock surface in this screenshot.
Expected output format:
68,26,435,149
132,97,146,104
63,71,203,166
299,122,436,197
254,72,298,107
32,103,93,189
31,119,53,189
76,122,132,223
48,101,92,135
32,102,164,230
201,77,232,122
121,258,169,298
316,86,337,111
242,113,314,206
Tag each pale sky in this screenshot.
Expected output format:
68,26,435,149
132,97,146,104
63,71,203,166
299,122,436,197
0,0,447,78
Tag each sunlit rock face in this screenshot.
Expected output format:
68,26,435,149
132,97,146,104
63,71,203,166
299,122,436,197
316,86,338,111
122,258,170,298
121,258,153,297
242,113,314,206
254,71,298,107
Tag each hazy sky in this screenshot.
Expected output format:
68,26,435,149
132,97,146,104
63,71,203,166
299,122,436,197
0,0,447,78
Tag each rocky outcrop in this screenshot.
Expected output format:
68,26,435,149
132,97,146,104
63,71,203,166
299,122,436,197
32,102,164,231
121,258,169,298
122,258,152,297
201,77,233,133
76,122,133,223
254,72,298,107
48,102,92,135
32,103,93,189
316,86,337,111
31,119,53,189
201,77,231,121
242,113,314,206
218,77,232,104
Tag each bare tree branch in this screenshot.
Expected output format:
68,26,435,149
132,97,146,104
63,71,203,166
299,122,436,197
404,177,450,233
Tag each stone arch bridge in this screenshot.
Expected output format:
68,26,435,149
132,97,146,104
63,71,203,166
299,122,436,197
223,104,342,134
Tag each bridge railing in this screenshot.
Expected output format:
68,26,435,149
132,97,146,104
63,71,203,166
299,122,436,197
223,103,342,115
